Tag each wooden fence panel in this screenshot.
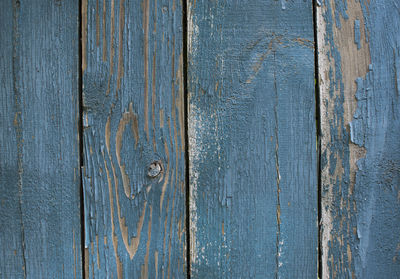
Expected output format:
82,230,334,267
1,1,399,277
187,1,317,278
0,1,81,278
82,0,186,278
317,1,400,278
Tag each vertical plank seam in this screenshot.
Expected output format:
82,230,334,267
182,0,190,278
272,51,282,279
79,0,86,278
312,1,323,278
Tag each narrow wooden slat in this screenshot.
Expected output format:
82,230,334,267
318,1,400,278
82,0,186,278
0,1,81,278
188,1,317,278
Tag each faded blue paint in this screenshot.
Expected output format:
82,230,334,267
188,1,317,278
82,0,186,278
320,1,355,276
354,20,361,50
352,1,400,277
0,1,81,278
320,0,400,278
0,0,397,277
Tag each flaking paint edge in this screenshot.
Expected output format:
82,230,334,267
317,1,371,278
187,0,201,269
316,6,334,278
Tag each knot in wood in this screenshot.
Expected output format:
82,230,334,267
147,161,162,178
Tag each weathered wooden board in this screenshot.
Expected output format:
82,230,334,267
318,0,400,278
0,1,81,278
82,0,186,278
188,1,317,278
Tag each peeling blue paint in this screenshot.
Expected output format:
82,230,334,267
354,19,361,50
322,1,400,278
352,2,400,277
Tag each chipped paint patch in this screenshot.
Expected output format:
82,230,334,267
188,102,201,267
188,0,201,268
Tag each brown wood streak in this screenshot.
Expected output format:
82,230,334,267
91,242,94,278
165,117,175,279
159,109,164,128
151,1,157,152
167,171,178,279
82,0,88,71
171,37,177,158
96,235,100,269
115,102,138,198
177,213,182,242
107,114,147,262
106,0,115,96
171,38,181,235
143,0,150,140
85,248,89,278
162,198,170,279
104,118,123,279
177,53,185,154
117,0,125,90
160,140,170,214
102,0,107,61
140,206,153,279
155,250,159,279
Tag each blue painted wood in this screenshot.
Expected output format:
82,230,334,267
188,1,317,278
318,0,400,278
0,1,81,278
82,0,186,278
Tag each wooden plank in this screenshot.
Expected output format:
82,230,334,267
188,1,317,278
317,1,400,278
82,0,186,278
0,1,81,278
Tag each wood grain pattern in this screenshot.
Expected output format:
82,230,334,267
1,1,398,277
317,1,400,278
0,1,81,278
188,1,317,278
82,0,186,278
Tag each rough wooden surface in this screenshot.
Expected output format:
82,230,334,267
318,0,400,278
82,0,186,278
0,1,81,278
188,1,317,278
1,1,399,277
